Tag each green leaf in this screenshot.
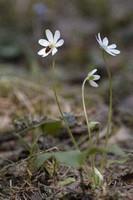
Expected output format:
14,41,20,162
55,150,84,168
36,150,84,169
35,147,107,170
42,120,62,135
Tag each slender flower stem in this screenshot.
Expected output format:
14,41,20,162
100,51,113,170
82,77,95,177
82,78,92,145
52,60,79,150
102,52,112,147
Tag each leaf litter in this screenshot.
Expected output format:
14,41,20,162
0,67,132,200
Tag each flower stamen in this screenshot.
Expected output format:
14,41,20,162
45,46,52,53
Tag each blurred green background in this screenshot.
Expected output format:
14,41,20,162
0,0,133,69
0,0,133,126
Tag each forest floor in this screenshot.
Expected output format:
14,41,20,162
0,64,132,200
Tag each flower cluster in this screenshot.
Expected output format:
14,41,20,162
37,29,121,187
38,30,120,87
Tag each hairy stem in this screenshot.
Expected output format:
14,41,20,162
101,51,113,170
82,78,92,144
82,77,95,176
103,52,112,147
52,60,79,150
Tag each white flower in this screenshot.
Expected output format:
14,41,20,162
96,33,120,56
38,29,64,57
87,69,100,87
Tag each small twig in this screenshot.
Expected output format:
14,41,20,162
79,168,86,194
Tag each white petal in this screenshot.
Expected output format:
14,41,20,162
88,69,97,77
56,39,64,47
96,33,103,46
52,47,58,56
108,44,117,49
54,30,60,43
89,80,99,87
103,37,109,46
38,48,45,55
38,39,49,47
106,49,116,56
45,29,54,42
98,33,102,43
96,37,102,46
93,75,100,80
38,48,51,57
42,50,51,57
110,49,120,54
89,80,98,87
